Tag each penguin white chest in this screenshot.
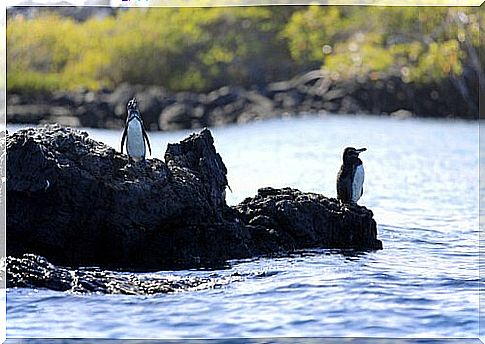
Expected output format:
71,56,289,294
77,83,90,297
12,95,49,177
126,120,145,161
352,164,365,203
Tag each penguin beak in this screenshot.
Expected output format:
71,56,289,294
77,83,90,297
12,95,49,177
356,148,367,153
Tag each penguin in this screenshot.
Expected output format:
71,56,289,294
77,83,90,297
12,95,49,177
336,147,367,204
120,98,152,162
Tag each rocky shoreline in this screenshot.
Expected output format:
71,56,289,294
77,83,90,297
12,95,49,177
7,125,381,277
6,254,247,294
7,72,478,131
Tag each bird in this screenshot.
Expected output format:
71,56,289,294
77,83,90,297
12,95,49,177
336,147,367,204
121,98,152,163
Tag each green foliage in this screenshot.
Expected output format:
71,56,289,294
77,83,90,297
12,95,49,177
6,6,483,93
8,70,64,93
284,6,481,82
413,40,463,82
281,6,342,64
323,33,394,80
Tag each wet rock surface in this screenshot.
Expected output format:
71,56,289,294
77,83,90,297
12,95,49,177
7,125,382,290
6,254,245,295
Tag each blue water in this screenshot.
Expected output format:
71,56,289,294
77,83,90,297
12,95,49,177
7,114,480,339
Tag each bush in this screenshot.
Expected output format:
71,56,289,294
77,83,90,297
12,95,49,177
6,6,483,93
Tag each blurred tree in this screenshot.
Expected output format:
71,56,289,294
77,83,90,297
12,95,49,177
282,6,343,66
6,4,482,110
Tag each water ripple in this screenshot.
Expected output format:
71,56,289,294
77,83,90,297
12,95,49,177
7,116,479,339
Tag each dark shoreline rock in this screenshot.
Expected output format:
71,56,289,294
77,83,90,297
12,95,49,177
6,125,382,276
6,254,245,294
6,72,479,131
236,187,381,252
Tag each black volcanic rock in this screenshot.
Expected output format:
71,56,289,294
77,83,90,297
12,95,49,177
236,187,382,251
6,125,249,270
6,72,479,131
6,254,244,294
6,125,382,274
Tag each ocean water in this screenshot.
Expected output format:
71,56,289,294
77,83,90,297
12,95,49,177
6,114,480,340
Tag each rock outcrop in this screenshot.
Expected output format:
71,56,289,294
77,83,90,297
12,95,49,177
236,187,382,252
7,72,478,130
6,125,382,274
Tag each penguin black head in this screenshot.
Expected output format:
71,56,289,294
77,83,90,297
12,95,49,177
127,98,138,111
126,98,141,121
342,147,366,164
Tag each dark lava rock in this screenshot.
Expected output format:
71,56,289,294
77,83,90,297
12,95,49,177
203,86,274,126
6,70,479,131
159,103,204,131
236,187,382,251
7,125,382,274
6,254,243,295
7,124,251,270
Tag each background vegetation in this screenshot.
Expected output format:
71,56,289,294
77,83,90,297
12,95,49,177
7,6,483,97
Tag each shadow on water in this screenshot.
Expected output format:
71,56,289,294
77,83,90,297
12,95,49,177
240,248,375,261
337,249,375,262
